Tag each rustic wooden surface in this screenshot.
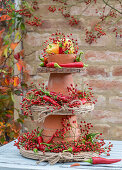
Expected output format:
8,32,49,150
0,140,122,170
37,67,87,74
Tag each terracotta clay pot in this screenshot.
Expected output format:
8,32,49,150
42,115,80,143
48,54,75,64
48,54,75,95
42,54,80,143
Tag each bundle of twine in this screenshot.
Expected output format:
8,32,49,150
20,147,98,165
31,100,94,122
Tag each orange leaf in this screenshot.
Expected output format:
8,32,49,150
0,28,5,36
0,45,8,56
0,8,3,11
70,163,80,167
19,49,24,57
13,77,20,87
16,62,23,72
10,42,19,50
5,77,10,86
0,15,11,21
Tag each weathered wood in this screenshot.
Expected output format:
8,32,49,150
37,67,87,74
0,140,122,169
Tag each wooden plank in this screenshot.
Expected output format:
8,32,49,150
0,140,122,170
37,67,87,74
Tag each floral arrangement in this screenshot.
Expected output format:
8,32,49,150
14,117,112,156
20,83,97,116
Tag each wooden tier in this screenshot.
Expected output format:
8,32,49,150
37,67,87,74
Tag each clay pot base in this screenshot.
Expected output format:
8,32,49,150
41,115,80,143
48,73,74,95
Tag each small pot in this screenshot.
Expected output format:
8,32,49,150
48,54,75,95
48,54,75,64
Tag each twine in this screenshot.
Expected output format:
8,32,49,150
31,100,94,123
20,147,98,165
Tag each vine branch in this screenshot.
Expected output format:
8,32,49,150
103,0,122,14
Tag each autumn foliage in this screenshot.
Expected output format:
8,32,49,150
0,1,30,145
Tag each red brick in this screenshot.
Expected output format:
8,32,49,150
109,96,122,109
116,34,122,47
87,80,122,90
85,51,122,62
91,110,122,124
92,124,110,137
86,66,109,77
112,66,122,76
70,6,83,15
95,95,106,107
25,32,50,46
111,126,122,140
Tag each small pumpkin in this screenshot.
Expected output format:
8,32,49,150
46,43,59,54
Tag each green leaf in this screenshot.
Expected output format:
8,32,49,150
17,118,24,124
4,48,8,57
14,90,22,96
0,95,9,100
15,31,21,40
0,69,7,73
64,50,69,54
10,132,15,138
33,148,38,153
0,136,5,144
11,19,15,24
86,133,99,140
20,23,25,31
11,93,15,102
21,82,28,89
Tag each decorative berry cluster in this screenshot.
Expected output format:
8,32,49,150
14,117,112,155
20,83,96,116
3,0,42,28
26,16,43,27
85,25,106,44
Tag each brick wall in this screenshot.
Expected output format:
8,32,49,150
23,0,122,140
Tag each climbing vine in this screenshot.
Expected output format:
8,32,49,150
0,0,41,145
48,0,122,44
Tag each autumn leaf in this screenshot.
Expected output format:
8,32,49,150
0,15,11,21
19,49,24,57
11,121,21,133
16,59,26,72
4,47,8,57
0,28,5,36
0,45,8,56
5,77,10,86
13,77,20,87
10,42,19,50
16,62,22,72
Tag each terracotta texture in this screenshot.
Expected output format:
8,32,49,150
48,54,75,95
42,54,80,143
48,73,74,95
48,54,75,64
42,115,80,143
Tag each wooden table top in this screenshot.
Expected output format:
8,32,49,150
0,140,122,170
